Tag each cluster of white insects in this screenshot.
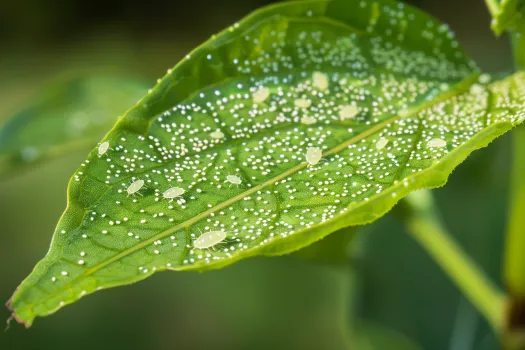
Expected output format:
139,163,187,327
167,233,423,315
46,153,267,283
43,1,525,312
69,61,473,274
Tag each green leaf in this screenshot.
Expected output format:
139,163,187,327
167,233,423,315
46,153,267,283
7,0,525,326
0,75,148,177
491,0,525,36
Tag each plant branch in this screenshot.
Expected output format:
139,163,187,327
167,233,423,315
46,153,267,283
399,190,506,334
504,20,525,349
511,26,525,70
505,125,525,300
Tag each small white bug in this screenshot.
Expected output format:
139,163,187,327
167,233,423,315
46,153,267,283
300,116,316,125
376,137,388,150
225,174,242,186
193,230,227,249
162,187,185,202
469,84,484,95
294,98,311,109
339,105,359,120
479,74,491,84
127,179,145,196
252,87,270,104
427,138,447,148
210,130,225,139
305,147,323,167
98,141,110,157
312,71,329,91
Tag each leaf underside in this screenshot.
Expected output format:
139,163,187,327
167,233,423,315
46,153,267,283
8,0,525,326
0,75,148,177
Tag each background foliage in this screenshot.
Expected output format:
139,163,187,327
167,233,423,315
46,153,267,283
0,0,514,349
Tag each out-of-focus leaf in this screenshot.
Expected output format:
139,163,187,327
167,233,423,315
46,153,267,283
353,322,422,350
293,226,357,265
0,75,149,177
7,0,525,327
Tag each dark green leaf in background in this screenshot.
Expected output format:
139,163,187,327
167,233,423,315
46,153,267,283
7,0,525,327
0,75,149,177
293,226,357,265
352,321,422,350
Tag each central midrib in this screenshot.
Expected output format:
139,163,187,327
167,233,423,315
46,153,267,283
82,73,481,275
83,115,397,272
33,116,397,312
19,72,480,314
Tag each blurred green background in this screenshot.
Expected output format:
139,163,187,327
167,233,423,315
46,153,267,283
0,0,514,349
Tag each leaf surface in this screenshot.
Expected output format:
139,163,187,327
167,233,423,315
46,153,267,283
8,0,525,326
0,75,148,177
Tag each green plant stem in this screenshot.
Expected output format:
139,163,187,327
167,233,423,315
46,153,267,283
484,0,501,17
503,23,525,349
512,37,525,70
505,124,525,299
508,19,525,298
401,190,506,334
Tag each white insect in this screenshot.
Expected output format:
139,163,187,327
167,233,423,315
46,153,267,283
162,187,185,202
252,87,270,103
427,138,447,148
479,74,491,84
300,116,316,125
294,98,311,109
210,130,225,139
469,84,484,95
339,105,359,120
312,71,329,91
376,137,389,150
226,175,242,186
127,179,145,196
305,146,323,167
193,230,227,249
98,141,110,157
